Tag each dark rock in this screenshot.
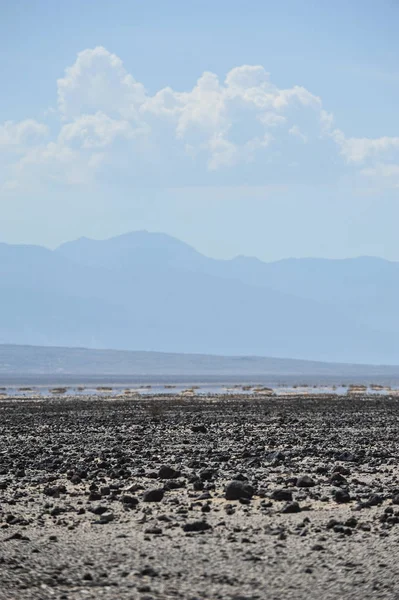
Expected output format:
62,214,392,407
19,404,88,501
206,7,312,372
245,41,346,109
271,489,293,502
97,511,114,524
333,465,351,475
330,472,348,486
334,489,351,503
197,491,212,500
296,475,315,488
158,465,180,479
183,520,212,532
140,566,159,577
90,505,109,515
88,491,102,501
143,488,164,502
121,494,139,506
345,517,358,528
5,532,30,541
43,485,66,498
232,473,248,481
163,480,185,490
145,527,163,535
225,480,254,501
191,425,207,433
281,501,301,513
267,451,285,462
336,451,357,462
366,494,383,507
200,468,216,481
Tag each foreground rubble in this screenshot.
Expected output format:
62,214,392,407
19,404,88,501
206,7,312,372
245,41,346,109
1,393,399,599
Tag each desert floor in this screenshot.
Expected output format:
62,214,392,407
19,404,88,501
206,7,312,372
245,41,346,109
1,393,399,599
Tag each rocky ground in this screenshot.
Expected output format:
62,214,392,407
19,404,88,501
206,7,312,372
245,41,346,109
1,393,399,600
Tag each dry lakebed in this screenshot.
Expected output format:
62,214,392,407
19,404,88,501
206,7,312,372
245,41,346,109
1,392,399,599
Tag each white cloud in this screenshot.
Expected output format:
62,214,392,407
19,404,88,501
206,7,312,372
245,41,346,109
207,135,238,170
58,112,138,149
289,125,308,143
57,46,147,121
337,134,399,163
224,65,271,90
258,113,286,127
362,163,399,177
360,163,399,188
0,119,49,150
321,113,399,168
1,46,399,192
175,72,227,139
9,141,104,187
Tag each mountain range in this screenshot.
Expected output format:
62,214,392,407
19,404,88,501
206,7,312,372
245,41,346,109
0,231,398,364
1,344,399,381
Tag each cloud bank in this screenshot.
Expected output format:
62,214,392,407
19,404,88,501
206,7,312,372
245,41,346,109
1,46,399,191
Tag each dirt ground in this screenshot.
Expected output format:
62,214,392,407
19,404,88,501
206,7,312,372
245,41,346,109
1,393,399,599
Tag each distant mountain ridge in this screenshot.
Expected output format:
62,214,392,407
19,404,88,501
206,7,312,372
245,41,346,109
1,231,398,364
1,344,399,380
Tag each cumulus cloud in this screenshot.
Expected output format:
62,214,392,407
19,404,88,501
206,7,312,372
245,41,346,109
57,46,147,121
1,46,399,191
6,141,104,189
289,125,308,143
0,119,49,150
337,134,399,163
58,112,139,149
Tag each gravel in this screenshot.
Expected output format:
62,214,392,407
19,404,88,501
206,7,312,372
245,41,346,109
1,392,399,599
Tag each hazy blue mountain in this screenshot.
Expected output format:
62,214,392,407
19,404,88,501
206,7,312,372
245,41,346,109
57,232,399,343
210,255,399,337
2,343,399,381
1,232,398,363
57,231,206,271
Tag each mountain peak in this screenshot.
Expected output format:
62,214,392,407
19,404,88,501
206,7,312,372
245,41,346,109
2,231,399,363
56,230,202,269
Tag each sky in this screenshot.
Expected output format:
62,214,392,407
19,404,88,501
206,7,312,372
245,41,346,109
1,0,399,261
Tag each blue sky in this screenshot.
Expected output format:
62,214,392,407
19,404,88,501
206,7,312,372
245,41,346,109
1,0,399,260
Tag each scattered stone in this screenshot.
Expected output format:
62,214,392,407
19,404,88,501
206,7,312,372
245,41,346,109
145,527,163,535
281,501,301,514
191,425,207,433
2,389,399,599
334,489,351,504
225,480,254,501
330,472,348,486
336,451,357,462
267,451,285,462
296,475,315,488
90,504,109,515
96,512,114,524
43,485,66,498
143,488,164,502
366,494,383,507
121,494,139,506
158,465,180,479
271,489,293,502
183,520,212,532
